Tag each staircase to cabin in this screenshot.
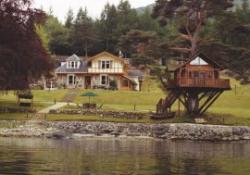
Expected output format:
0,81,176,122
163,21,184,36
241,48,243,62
156,90,180,114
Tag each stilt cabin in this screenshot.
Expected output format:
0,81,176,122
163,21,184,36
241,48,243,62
168,54,230,90
157,53,231,116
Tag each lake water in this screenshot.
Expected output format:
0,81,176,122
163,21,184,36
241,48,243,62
0,137,250,175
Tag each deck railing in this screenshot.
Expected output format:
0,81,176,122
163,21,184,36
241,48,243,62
167,78,230,89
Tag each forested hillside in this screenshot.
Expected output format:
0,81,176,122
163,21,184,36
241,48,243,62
38,0,250,82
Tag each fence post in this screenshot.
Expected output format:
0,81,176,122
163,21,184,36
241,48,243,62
235,84,237,96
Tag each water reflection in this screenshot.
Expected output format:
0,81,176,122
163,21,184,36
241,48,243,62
0,137,250,175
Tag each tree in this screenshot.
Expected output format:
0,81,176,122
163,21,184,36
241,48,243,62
152,0,234,57
0,0,52,90
98,3,119,52
36,25,50,52
70,7,97,56
137,7,161,33
65,8,74,28
116,0,139,35
200,1,250,81
44,15,71,55
119,30,167,66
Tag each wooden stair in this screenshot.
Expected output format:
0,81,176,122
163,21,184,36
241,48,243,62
156,90,180,114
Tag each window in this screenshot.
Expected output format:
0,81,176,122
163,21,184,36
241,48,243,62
68,61,79,69
106,61,110,69
181,69,186,77
87,61,92,67
71,61,75,68
100,60,113,69
101,75,108,85
68,75,76,85
193,71,199,78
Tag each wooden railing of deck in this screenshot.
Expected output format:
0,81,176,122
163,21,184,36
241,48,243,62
167,78,230,89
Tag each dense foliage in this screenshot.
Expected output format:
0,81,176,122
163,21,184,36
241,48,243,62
42,0,167,63
152,0,250,81
43,0,250,77
0,0,52,90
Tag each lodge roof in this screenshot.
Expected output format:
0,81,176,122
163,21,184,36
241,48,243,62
87,51,126,63
55,61,88,73
66,54,81,61
170,53,223,72
127,69,144,77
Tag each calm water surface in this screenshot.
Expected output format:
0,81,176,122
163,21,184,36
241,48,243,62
0,137,250,175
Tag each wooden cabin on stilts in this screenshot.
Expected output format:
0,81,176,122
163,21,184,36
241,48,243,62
156,53,231,117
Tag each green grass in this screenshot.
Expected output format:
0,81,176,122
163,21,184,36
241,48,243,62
74,76,166,112
0,113,30,121
1,76,250,126
0,89,69,110
0,113,194,124
209,86,250,118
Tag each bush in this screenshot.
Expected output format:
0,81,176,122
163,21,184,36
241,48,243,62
109,80,118,90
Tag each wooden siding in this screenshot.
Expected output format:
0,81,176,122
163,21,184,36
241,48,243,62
168,78,230,89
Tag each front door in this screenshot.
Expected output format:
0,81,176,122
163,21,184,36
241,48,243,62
68,75,76,87
85,76,91,89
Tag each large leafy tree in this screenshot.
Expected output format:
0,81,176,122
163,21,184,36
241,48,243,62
0,0,52,90
152,0,234,57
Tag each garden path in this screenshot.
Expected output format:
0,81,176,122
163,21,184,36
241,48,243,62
38,102,67,114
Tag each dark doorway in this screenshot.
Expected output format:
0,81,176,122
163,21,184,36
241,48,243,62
85,76,91,89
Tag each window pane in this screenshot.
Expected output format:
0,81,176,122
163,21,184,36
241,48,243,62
102,61,105,69
101,76,106,85
106,61,110,69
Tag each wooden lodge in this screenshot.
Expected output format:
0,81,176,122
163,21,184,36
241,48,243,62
167,54,230,90
156,53,231,116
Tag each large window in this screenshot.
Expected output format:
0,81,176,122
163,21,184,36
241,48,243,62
100,60,113,69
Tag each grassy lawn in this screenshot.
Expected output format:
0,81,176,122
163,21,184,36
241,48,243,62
1,76,250,126
204,78,250,125
0,113,194,124
0,89,69,110
74,76,166,112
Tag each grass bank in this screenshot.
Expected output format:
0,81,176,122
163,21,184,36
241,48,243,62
1,76,250,125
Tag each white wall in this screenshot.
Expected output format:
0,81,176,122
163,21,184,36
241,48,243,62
88,56,124,73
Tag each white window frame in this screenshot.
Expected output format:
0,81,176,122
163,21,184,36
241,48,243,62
68,74,76,85
100,75,108,85
67,61,79,69
100,60,113,69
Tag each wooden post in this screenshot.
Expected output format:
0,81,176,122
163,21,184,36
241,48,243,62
235,84,237,96
178,98,181,117
134,103,136,111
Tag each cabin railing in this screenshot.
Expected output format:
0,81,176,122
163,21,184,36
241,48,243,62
167,78,230,89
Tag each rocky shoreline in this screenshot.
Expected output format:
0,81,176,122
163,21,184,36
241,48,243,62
1,120,250,141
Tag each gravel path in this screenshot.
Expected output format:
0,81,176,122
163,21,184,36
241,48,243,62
38,102,68,114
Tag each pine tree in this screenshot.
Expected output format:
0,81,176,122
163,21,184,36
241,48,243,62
65,8,74,28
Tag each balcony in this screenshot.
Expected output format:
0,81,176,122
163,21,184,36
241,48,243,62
167,78,231,90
